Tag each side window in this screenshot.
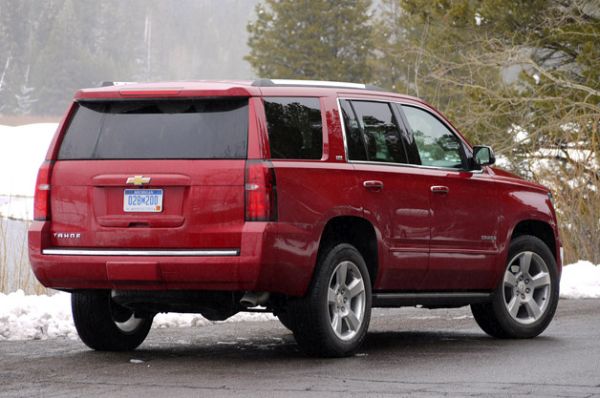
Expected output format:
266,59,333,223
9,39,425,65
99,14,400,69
402,106,464,169
350,101,408,164
340,100,367,160
264,97,323,159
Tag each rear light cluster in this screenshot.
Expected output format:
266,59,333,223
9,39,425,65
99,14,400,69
33,160,53,221
245,160,277,221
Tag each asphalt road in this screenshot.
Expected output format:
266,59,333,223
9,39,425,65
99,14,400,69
1,299,599,397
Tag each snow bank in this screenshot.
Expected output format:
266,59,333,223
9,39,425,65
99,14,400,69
0,290,275,341
0,290,76,341
559,261,600,299
0,262,598,341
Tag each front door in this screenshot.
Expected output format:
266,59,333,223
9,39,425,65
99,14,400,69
400,105,500,290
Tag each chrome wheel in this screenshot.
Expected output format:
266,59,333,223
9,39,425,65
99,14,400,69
502,251,552,325
327,260,366,341
110,294,144,333
114,315,144,333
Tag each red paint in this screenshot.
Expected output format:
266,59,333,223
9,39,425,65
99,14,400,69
29,81,561,297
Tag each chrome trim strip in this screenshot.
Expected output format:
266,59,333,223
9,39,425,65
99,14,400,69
350,159,483,174
42,249,240,257
335,98,350,161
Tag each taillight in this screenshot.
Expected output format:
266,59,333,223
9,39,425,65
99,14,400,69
245,160,277,221
33,160,53,221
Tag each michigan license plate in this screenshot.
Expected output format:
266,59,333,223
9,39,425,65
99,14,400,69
123,189,163,212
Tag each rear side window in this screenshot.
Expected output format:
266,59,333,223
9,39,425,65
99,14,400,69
349,101,408,164
58,99,248,159
340,100,367,161
264,97,323,160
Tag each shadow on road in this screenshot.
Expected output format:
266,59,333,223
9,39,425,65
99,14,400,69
60,328,560,366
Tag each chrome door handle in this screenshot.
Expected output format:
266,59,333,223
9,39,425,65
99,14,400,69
363,180,384,192
430,185,449,194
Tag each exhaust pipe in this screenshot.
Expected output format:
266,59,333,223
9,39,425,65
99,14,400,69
240,291,270,307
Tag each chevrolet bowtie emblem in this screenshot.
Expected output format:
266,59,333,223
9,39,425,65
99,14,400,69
126,176,151,186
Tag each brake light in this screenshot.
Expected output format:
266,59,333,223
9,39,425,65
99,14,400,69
33,161,53,221
245,160,277,221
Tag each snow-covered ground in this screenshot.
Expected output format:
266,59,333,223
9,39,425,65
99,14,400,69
0,123,599,341
1,260,598,341
0,123,57,220
0,290,276,341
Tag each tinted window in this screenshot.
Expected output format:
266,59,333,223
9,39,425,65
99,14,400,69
58,99,248,160
264,97,323,159
340,100,367,161
351,101,407,164
402,106,464,169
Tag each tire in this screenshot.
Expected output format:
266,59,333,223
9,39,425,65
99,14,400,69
275,310,295,331
471,235,559,338
72,290,153,351
288,243,372,357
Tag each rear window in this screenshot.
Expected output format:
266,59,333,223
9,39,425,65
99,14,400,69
58,99,248,159
264,97,323,160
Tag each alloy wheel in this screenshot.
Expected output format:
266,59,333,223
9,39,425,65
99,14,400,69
327,260,366,340
502,251,552,325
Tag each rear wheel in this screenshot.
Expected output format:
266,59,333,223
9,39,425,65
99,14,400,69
471,235,559,338
289,243,372,357
72,290,153,351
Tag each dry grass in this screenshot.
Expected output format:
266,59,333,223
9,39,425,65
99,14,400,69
0,216,48,295
0,115,60,126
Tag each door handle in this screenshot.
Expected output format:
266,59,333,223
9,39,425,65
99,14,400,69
430,185,449,194
363,180,384,192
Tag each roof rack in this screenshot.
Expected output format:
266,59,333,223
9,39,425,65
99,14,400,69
252,79,384,91
100,81,137,87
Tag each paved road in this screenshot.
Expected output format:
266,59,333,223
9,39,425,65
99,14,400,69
1,299,599,397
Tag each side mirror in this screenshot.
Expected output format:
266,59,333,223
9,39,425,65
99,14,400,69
472,145,496,168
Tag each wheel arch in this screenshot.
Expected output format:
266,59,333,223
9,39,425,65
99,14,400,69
315,216,379,287
510,220,557,264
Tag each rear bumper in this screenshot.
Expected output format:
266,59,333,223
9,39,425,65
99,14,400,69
28,221,316,296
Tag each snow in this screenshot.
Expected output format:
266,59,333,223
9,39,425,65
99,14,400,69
0,262,598,341
559,261,600,299
0,290,275,341
0,123,57,220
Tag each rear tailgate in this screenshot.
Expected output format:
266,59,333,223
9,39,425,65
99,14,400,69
48,98,248,250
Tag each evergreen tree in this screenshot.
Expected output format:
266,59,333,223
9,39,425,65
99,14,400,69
0,0,258,116
374,0,600,262
246,0,374,82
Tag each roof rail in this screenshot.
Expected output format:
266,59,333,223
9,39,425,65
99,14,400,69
100,81,137,87
252,79,384,91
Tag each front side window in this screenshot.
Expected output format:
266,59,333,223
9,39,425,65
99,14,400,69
402,106,464,169
350,101,408,164
264,97,323,160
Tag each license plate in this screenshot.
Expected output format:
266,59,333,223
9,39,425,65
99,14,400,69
123,189,163,212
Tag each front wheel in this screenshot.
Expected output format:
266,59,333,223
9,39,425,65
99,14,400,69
471,235,559,338
289,243,372,357
72,290,153,351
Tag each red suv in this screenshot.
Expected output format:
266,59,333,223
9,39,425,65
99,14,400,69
29,79,562,357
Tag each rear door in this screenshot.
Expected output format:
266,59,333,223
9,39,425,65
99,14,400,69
339,99,431,290
50,98,249,250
